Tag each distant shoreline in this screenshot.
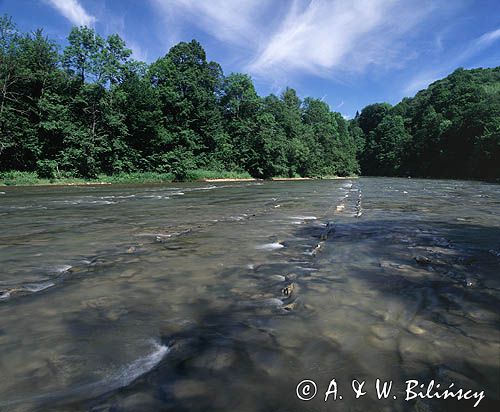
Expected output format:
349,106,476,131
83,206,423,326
0,173,358,188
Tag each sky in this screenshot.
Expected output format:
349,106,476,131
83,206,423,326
2,0,499,117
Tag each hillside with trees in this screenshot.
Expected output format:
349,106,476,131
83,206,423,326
353,67,500,180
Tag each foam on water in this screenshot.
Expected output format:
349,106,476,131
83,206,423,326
143,195,170,200
263,298,284,306
297,267,319,271
100,195,136,199
189,185,219,191
256,242,284,251
22,282,55,293
0,342,170,408
53,199,117,205
108,342,169,388
55,265,73,273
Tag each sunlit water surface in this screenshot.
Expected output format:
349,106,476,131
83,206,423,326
0,178,498,411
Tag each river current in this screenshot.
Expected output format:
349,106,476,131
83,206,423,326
0,178,498,411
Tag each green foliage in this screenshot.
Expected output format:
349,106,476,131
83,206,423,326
36,159,58,179
0,16,359,181
0,171,40,185
96,172,173,184
354,67,500,179
182,169,252,181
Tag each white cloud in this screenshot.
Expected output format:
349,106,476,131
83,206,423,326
127,40,149,62
475,27,500,48
404,72,441,95
247,0,434,77
150,0,437,82
404,26,500,94
151,0,272,48
459,27,500,61
334,99,344,109
46,0,96,27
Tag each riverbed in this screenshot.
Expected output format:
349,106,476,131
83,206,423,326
0,178,498,411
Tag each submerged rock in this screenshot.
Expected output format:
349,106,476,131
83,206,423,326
408,324,426,335
113,392,164,412
371,324,400,340
281,282,297,298
464,277,479,288
105,307,128,321
282,302,298,311
189,346,237,371
168,379,209,399
414,255,432,265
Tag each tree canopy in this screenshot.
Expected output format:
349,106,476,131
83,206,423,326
353,68,500,179
0,17,358,180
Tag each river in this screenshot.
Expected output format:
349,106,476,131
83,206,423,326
0,178,498,411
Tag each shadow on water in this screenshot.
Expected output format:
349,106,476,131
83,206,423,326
46,216,499,412
288,218,500,410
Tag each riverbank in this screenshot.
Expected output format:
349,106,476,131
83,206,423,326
0,171,357,187
0,170,249,186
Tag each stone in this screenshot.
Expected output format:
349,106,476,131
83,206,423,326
414,255,431,265
169,379,209,399
281,283,297,298
113,392,163,412
408,324,426,335
189,346,237,371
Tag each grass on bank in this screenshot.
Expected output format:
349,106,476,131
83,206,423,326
0,170,254,186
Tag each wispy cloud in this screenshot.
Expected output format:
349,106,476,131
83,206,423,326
475,27,500,47
150,0,438,83
151,0,273,50
247,0,435,77
46,0,96,26
459,27,500,61
404,72,442,95
149,0,496,102
404,26,500,94
96,11,149,62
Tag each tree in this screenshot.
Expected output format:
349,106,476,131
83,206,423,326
220,73,262,170
0,17,61,172
357,103,392,135
356,67,499,179
372,114,410,175
149,40,226,171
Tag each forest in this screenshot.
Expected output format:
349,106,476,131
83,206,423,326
354,67,500,180
0,15,498,182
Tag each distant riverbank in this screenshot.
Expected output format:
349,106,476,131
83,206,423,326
0,171,357,187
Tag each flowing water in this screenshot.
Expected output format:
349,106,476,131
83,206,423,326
0,178,499,411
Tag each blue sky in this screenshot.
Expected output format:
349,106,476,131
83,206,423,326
2,0,499,117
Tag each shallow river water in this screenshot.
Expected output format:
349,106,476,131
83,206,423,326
0,178,499,411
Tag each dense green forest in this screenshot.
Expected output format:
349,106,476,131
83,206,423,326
0,16,498,182
0,16,357,181
354,67,500,180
